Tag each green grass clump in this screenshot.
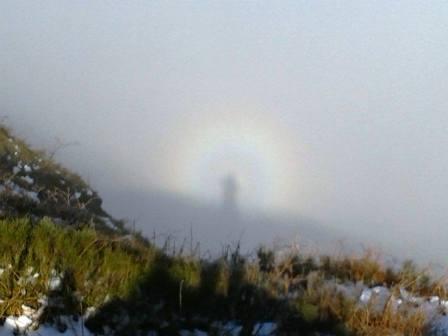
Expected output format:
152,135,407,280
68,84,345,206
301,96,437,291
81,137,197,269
168,258,201,288
201,260,230,298
0,217,31,268
0,218,155,317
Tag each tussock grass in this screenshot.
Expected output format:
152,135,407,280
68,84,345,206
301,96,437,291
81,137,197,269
0,218,154,318
0,218,444,335
347,304,427,336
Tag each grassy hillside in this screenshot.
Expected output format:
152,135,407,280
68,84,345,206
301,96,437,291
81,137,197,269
0,125,447,336
0,126,124,232
1,217,444,336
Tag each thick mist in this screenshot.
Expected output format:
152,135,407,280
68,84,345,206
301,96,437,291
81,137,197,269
1,1,448,263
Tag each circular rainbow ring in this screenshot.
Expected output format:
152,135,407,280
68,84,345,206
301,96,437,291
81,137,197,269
160,110,305,213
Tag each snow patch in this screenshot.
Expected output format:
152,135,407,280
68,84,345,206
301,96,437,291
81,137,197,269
21,175,34,184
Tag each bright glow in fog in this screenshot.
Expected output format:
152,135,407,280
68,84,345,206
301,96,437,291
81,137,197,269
163,112,304,211
2,1,448,263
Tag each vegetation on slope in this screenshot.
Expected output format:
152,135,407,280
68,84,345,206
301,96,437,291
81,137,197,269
0,217,443,336
0,126,124,231
0,125,446,335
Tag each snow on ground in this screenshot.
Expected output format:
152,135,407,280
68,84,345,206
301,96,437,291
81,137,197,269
433,316,448,336
331,280,448,335
100,216,119,230
0,180,40,203
0,316,93,336
2,276,448,335
0,155,113,227
252,322,277,335
0,268,274,336
0,320,276,336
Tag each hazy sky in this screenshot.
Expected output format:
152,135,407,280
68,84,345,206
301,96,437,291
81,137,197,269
1,1,448,261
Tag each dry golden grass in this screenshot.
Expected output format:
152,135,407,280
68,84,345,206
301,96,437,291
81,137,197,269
252,246,445,335
347,303,427,336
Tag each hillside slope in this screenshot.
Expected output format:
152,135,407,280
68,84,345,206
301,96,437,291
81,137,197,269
2,126,448,336
0,126,123,232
